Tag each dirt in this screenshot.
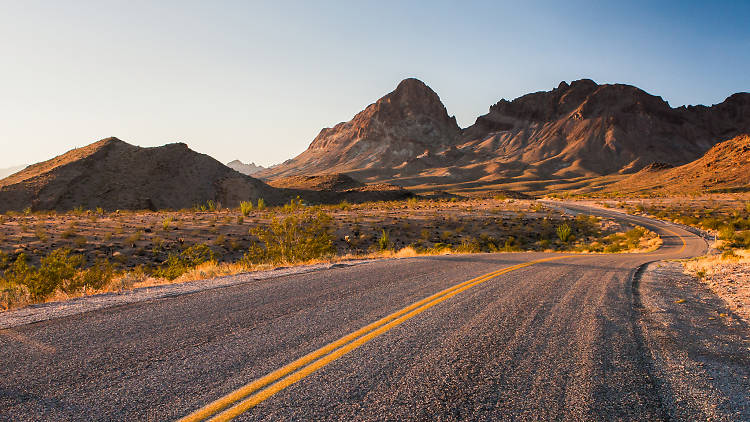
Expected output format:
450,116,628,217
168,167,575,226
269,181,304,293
0,198,649,271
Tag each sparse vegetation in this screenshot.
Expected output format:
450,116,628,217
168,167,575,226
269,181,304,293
0,197,666,312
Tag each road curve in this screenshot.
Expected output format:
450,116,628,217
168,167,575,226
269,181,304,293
0,203,712,421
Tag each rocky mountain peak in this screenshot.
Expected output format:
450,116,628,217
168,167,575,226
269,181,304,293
260,78,460,179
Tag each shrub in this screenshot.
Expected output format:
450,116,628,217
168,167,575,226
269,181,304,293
718,225,736,242
154,244,215,280
283,196,305,212
66,259,116,293
556,223,572,242
257,198,266,210
240,201,254,216
378,229,391,251
162,217,174,231
3,249,85,301
625,227,646,248
338,200,352,211
244,209,334,264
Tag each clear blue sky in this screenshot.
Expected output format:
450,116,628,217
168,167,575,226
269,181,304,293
1,0,748,169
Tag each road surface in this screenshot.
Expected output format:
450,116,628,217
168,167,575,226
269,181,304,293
3,202,743,421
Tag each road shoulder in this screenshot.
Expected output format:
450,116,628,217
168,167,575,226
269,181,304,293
636,261,750,421
0,259,375,330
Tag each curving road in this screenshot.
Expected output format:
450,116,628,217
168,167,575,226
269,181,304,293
0,202,735,421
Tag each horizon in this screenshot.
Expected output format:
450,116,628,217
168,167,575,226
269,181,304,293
1,1,748,169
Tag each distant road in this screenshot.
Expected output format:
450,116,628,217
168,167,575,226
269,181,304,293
2,202,736,421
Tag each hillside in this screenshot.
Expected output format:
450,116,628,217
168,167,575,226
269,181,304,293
0,138,281,212
259,78,750,193
606,134,750,194
0,165,26,180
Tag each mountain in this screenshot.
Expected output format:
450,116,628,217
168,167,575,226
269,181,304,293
258,78,461,180
0,138,281,212
227,160,265,176
606,134,750,194
458,79,749,177
259,78,750,193
0,165,26,179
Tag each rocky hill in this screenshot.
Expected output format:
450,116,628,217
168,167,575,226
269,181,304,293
269,173,365,191
259,78,749,192
0,165,26,180
0,138,281,212
607,134,750,194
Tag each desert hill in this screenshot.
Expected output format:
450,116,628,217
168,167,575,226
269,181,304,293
269,173,413,203
269,173,365,191
227,160,265,176
0,138,281,212
0,165,26,179
606,134,750,194
259,78,749,193
258,78,461,179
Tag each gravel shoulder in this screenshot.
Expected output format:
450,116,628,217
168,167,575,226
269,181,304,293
636,261,750,421
0,259,374,330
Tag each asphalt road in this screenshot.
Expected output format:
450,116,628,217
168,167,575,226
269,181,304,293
0,203,724,421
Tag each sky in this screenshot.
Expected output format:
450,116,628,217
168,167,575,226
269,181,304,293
0,0,748,169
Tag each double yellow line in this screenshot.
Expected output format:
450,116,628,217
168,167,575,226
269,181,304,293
178,255,572,421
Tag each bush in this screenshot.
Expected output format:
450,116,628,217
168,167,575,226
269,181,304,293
38,249,84,297
378,229,391,251
84,259,116,290
240,201,254,216
244,209,334,264
556,223,572,242
2,249,85,301
257,198,266,210
154,243,215,280
283,197,305,212
625,227,646,248
718,225,736,242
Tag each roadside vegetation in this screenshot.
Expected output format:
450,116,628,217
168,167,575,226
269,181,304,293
1,197,658,311
569,195,750,321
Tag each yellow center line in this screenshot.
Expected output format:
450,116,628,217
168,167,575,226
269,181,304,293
180,216,691,422
179,255,573,422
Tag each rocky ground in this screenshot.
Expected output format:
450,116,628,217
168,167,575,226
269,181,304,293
637,261,750,420
684,251,750,323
